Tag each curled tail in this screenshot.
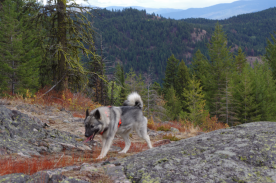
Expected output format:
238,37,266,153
123,92,143,109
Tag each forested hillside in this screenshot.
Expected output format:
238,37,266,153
92,7,276,83
92,8,208,83
184,7,276,56
2,0,276,127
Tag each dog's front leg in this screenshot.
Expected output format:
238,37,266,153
97,137,106,159
97,136,114,159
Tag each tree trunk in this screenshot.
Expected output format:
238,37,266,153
111,81,114,105
57,0,68,91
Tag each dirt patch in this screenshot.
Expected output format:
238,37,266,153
246,56,263,67
191,28,207,43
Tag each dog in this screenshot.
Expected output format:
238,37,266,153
84,92,152,159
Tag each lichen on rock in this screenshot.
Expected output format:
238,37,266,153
0,105,90,157
113,122,276,183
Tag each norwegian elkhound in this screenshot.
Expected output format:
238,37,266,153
84,92,152,159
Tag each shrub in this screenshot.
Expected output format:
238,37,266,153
163,134,180,141
147,116,155,130
156,125,170,131
201,114,229,132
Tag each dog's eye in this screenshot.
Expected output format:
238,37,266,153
91,125,94,128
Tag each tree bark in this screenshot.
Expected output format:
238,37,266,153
57,0,68,91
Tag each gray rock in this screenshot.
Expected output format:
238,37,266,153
27,171,50,183
80,163,98,172
170,127,180,133
32,116,44,126
114,122,276,183
60,177,89,183
0,106,89,156
0,171,89,183
104,164,131,183
0,173,30,183
63,119,70,123
49,143,63,153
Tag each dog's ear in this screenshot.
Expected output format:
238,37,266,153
86,109,89,118
94,109,101,120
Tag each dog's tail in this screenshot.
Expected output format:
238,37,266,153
123,92,143,109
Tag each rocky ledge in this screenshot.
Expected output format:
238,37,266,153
105,122,276,183
0,105,90,157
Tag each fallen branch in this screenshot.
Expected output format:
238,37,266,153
54,153,64,168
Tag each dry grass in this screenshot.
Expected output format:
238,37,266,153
163,134,181,141
148,115,228,134
0,147,116,182
3,86,100,116
0,149,101,176
201,114,229,132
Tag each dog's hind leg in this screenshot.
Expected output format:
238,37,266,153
138,117,152,149
118,130,131,153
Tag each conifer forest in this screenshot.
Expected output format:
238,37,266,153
1,0,276,128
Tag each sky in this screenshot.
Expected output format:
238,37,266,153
79,0,239,10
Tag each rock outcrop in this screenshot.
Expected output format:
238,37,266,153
0,105,90,157
108,122,276,183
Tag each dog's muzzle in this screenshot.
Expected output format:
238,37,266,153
84,128,99,143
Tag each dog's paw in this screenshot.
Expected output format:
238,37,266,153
118,151,126,154
96,155,104,159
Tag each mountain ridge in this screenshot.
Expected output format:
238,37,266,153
103,0,276,20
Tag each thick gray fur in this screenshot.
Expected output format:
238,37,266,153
84,92,152,159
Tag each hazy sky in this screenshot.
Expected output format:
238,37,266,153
80,0,239,9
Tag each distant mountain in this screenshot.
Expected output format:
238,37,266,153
162,0,276,20
90,7,276,83
104,0,276,20
104,6,182,16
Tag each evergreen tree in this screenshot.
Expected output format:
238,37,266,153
163,54,179,94
182,75,207,125
165,86,182,120
24,0,98,91
152,82,162,95
175,59,190,111
217,74,237,125
191,49,208,82
231,64,261,124
265,32,276,80
206,22,233,118
253,61,276,121
0,0,40,94
234,47,247,74
115,64,126,105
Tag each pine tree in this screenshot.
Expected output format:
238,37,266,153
24,0,98,92
182,75,207,125
115,64,126,105
191,49,209,82
232,64,261,124
217,74,237,126
0,0,40,94
163,54,179,94
253,61,276,121
165,86,182,120
206,22,233,118
175,59,190,112
234,47,247,74
265,32,276,80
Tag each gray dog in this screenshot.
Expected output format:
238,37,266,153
84,92,152,159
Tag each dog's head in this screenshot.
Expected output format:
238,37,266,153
84,109,104,141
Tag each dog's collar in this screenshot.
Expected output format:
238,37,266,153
99,106,122,135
